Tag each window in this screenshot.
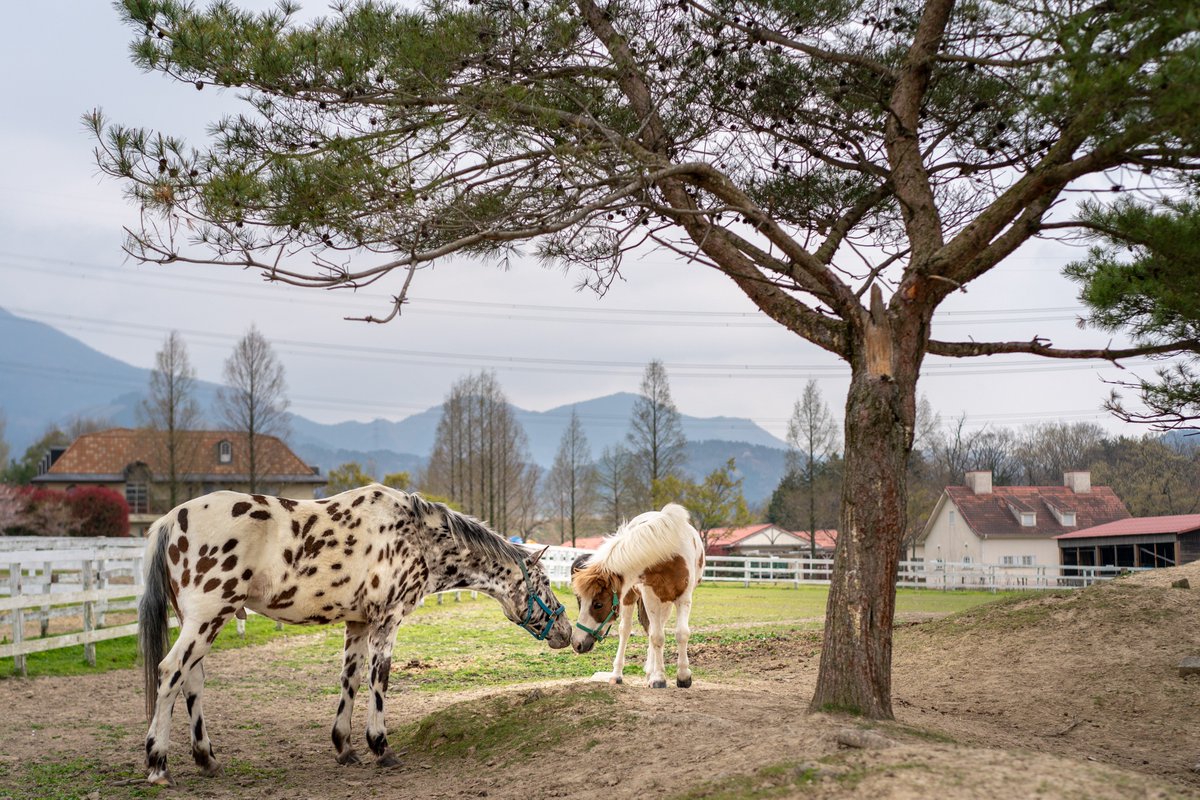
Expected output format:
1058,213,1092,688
1001,555,1016,566
1021,555,1035,566
125,480,149,514
948,510,956,527
218,440,233,464
1061,511,1076,526
1020,512,1036,527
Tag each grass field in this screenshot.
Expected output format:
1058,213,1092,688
0,583,1013,683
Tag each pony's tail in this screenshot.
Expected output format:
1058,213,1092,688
140,522,173,721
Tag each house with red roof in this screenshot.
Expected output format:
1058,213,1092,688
914,470,1130,568
33,428,326,536
705,523,829,557
1056,513,1200,569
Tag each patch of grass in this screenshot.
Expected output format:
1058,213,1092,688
0,615,325,680
1,757,162,800
671,761,820,799
395,685,620,764
221,758,288,783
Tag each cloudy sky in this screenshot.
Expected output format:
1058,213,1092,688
0,2,1175,441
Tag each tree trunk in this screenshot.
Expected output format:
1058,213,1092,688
810,291,921,719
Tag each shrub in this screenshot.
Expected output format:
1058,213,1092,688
17,488,79,537
67,487,131,537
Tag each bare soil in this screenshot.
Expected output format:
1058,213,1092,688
3,566,1200,800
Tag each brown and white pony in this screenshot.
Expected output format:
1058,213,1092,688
570,503,704,688
137,485,569,785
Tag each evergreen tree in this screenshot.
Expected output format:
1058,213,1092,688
627,360,687,506
92,0,1200,718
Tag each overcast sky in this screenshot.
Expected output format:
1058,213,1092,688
0,2,1175,442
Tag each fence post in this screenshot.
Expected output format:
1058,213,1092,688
743,559,750,588
10,562,26,677
40,560,52,638
96,557,108,627
82,559,96,668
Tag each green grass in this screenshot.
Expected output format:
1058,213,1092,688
1,583,1012,683
5,758,162,800
0,615,320,679
670,760,822,799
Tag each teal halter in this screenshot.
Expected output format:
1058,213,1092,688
575,591,620,643
516,558,565,641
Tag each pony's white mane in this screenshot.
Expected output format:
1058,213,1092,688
593,503,695,577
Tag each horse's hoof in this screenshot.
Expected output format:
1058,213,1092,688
337,750,362,766
650,679,667,689
199,761,223,777
608,676,623,685
377,752,402,768
676,675,692,689
147,771,174,787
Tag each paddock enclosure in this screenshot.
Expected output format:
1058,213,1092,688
2,561,1200,799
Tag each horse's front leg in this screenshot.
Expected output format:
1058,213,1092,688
332,621,368,765
673,592,694,689
640,593,669,689
364,614,403,767
608,602,636,685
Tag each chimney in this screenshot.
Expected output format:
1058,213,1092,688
1064,471,1091,494
965,470,992,495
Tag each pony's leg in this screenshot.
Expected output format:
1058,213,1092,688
609,604,636,685
673,591,694,689
640,592,669,688
332,621,369,765
364,614,403,767
146,612,228,785
184,659,220,776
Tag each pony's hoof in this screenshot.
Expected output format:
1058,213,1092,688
650,679,667,689
337,750,362,766
608,676,623,685
377,752,402,768
676,675,692,689
199,761,223,777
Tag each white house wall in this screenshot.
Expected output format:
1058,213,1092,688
916,498,983,563
738,528,805,547
980,537,1060,568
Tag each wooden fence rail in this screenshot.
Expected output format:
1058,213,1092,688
0,540,1143,674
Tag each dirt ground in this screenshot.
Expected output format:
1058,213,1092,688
3,566,1200,800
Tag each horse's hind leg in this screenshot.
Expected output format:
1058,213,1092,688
364,615,403,767
184,660,220,775
673,591,694,689
146,611,231,784
332,621,368,765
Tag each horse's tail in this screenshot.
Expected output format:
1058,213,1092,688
140,521,173,721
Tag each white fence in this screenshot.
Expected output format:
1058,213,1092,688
0,539,1141,673
0,537,149,675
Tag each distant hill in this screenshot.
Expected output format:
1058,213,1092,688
0,306,788,502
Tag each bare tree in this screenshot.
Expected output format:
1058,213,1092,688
140,331,203,508
786,380,841,561
422,371,538,533
1013,422,1106,486
544,409,598,546
627,360,687,507
218,325,289,494
595,444,637,532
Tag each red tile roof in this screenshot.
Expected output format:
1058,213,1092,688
705,524,776,548
1056,513,1200,540
796,529,839,550
565,535,607,550
39,428,321,481
946,485,1129,540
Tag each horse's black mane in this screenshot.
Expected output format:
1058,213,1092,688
409,492,527,567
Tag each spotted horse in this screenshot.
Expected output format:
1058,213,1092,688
570,503,704,688
137,484,569,786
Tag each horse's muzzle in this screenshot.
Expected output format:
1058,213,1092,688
571,634,596,654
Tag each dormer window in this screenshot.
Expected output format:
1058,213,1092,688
1061,511,1076,526
1020,512,1036,527
218,440,233,464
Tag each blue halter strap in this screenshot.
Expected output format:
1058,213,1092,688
516,558,565,641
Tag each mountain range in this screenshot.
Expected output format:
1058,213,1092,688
0,306,789,503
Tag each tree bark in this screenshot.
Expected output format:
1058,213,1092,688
811,290,921,718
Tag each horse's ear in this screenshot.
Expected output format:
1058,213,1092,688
570,554,591,575
528,545,550,566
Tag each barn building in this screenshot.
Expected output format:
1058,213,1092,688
1055,513,1200,569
